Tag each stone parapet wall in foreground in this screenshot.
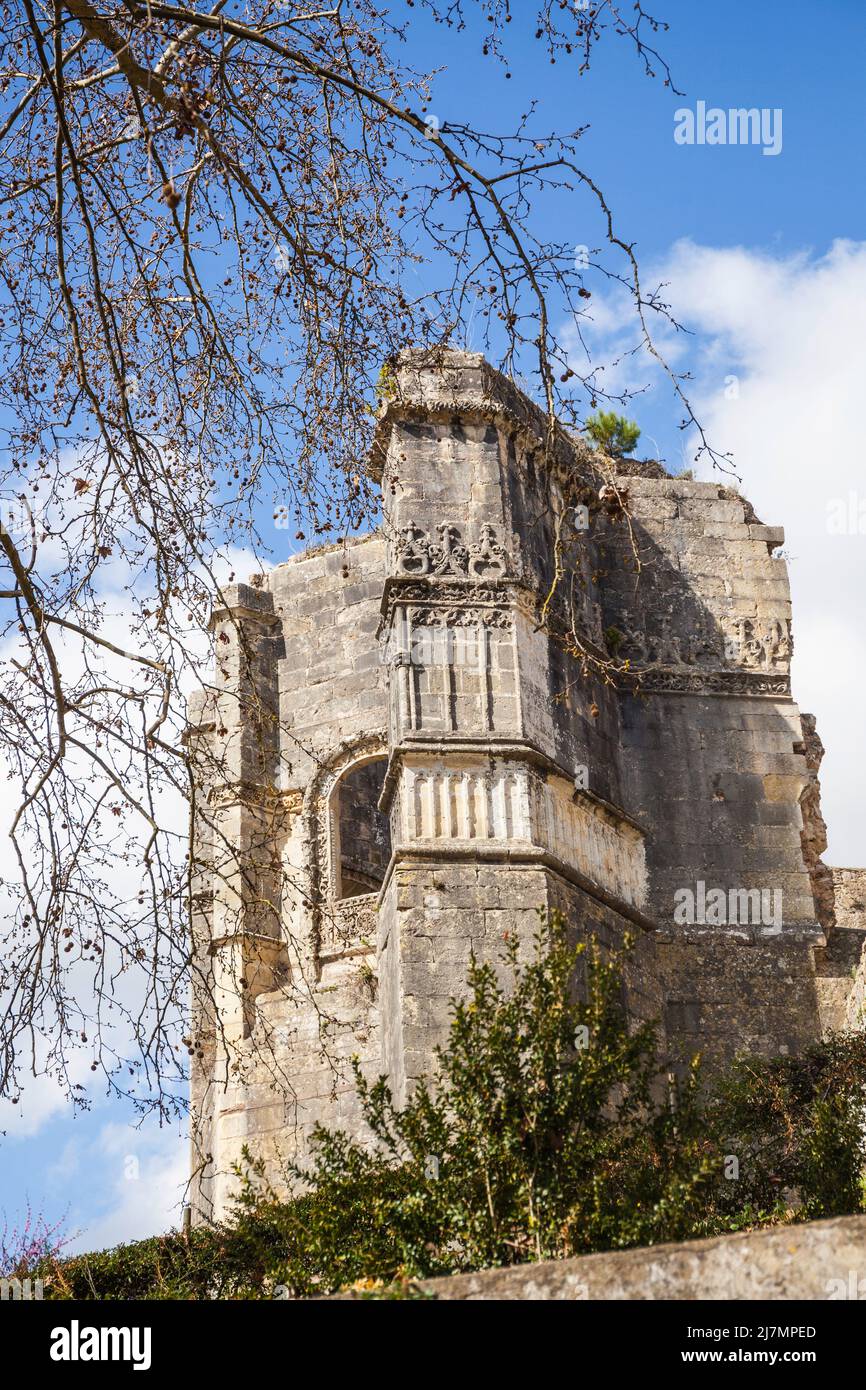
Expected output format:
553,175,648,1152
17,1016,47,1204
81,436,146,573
406,1216,866,1300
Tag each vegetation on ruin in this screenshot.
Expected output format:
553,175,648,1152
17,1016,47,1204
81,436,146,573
25,915,866,1299
584,410,642,457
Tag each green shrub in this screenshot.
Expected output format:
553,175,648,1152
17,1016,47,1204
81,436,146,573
35,915,866,1298
38,1228,263,1301
708,1036,866,1221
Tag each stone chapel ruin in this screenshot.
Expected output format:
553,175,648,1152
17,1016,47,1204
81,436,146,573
188,350,865,1222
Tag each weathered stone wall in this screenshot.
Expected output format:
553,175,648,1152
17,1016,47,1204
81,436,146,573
815,867,866,1034
401,1214,866,1301
189,349,861,1221
378,860,554,1105
590,473,825,1066
599,476,815,927
189,536,390,1218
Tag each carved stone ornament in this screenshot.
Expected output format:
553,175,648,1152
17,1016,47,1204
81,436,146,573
408,604,513,631
468,523,508,579
633,669,791,696
614,615,792,674
395,520,431,576
395,521,509,580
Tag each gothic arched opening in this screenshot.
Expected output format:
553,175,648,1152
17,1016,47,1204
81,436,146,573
334,758,392,899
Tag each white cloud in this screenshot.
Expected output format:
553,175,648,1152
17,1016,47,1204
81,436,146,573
0,1057,97,1139
64,1122,188,1253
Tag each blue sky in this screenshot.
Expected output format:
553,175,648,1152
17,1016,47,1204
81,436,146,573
407,0,864,264
3,0,866,1255
400,0,865,456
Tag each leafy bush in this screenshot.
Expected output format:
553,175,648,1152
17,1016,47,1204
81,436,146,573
709,1037,866,1221
33,916,866,1299
585,410,641,456
40,1224,298,1301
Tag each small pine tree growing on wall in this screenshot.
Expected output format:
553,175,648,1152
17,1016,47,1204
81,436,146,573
585,410,641,457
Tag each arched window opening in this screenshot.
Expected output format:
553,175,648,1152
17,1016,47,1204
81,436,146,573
334,758,392,899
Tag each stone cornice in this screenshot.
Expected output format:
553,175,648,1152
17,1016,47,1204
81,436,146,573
378,842,658,935
654,924,824,945
368,348,593,482
378,733,646,837
208,929,286,955
209,603,281,632
625,668,792,698
208,581,279,633
204,782,301,813
378,573,530,630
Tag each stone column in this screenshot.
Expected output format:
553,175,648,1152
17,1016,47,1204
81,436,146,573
188,582,288,1219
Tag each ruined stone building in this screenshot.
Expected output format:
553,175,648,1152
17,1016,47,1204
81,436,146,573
188,350,866,1222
